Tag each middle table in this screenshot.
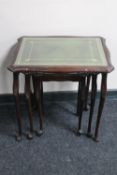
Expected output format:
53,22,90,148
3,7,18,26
8,36,114,141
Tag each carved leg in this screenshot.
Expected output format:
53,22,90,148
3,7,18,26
87,74,97,137
25,75,34,139
77,78,85,135
13,73,22,141
33,76,44,136
93,73,107,142
84,75,91,110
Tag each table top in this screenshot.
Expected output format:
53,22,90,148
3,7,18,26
8,36,114,73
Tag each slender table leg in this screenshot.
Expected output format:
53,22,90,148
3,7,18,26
39,80,44,115
13,73,22,141
87,74,97,137
94,73,107,142
34,77,44,136
84,75,91,111
76,82,82,116
77,75,91,115
32,76,38,110
25,75,34,139
32,77,44,113
77,78,85,135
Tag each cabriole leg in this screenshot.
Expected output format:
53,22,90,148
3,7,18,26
77,78,85,135
87,74,97,137
13,72,22,141
76,82,82,116
94,73,107,142
25,74,34,139
34,77,44,136
84,75,91,110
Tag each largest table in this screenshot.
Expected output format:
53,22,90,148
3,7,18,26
8,36,114,141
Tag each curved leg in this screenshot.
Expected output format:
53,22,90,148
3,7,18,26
87,74,97,137
94,73,107,142
25,75,34,139
77,78,85,135
34,76,44,136
84,75,91,111
13,73,22,141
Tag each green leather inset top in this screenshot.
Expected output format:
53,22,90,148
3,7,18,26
14,37,107,66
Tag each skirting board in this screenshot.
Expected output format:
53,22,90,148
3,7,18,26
0,90,117,105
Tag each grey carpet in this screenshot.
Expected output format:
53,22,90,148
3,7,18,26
0,98,117,175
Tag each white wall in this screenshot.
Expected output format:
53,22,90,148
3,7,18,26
0,0,116,94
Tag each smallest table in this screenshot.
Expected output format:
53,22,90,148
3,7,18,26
8,36,114,141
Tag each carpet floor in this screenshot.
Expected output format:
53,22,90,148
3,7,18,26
0,98,117,175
